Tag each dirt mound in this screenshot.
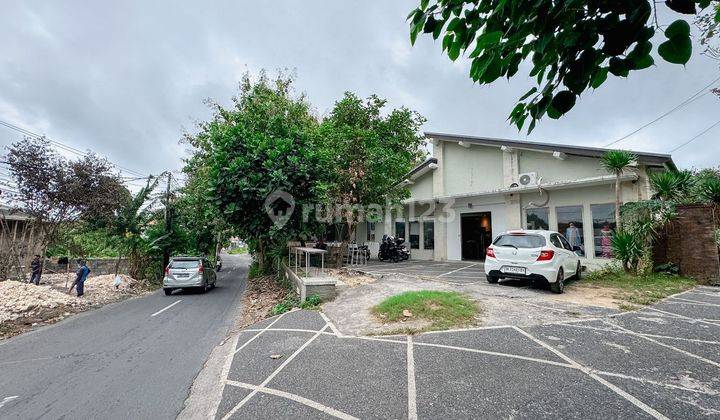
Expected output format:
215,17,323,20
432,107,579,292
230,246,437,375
0,273,150,339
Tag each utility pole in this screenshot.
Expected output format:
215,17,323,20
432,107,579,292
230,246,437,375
162,171,173,272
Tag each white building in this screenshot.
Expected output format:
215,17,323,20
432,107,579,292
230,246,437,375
356,132,675,265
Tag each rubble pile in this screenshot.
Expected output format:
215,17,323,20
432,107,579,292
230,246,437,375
0,281,83,323
0,273,150,338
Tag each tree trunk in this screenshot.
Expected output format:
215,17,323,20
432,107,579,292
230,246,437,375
257,238,265,272
614,175,622,233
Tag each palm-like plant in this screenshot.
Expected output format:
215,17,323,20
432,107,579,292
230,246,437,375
697,177,720,204
649,170,694,202
601,150,638,233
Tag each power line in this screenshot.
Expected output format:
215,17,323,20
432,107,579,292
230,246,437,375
0,119,148,178
604,75,720,147
668,119,720,153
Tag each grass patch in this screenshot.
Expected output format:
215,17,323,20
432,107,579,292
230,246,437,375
228,246,248,255
581,264,697,307
372,290,479,333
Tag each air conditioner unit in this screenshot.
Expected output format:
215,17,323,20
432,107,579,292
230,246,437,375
518,172,538,187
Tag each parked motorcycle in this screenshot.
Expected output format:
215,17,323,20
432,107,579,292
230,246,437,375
378,235,409,263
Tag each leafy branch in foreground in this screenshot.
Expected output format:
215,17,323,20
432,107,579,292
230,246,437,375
408,0,719,133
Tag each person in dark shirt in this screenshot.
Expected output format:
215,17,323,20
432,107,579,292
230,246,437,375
29,255,42,285
69,260,91,297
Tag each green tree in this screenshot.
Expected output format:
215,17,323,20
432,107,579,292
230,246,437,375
408,0,719,132
649,170,695,201
600,150,638,233
317,93,426,245
185,72,326,271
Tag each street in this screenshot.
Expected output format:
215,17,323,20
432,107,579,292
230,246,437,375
0,254,248,419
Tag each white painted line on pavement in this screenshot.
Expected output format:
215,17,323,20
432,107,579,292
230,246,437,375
645,307,720,327
437,263,479,278
666,297,720,307
0,396,18,409
226,380,359,420
406,336,417,420
513,326,669,420
558,322,720,345
604,320,720,369
595,370,720,396
207,333,241,420
413,340,575,369
222,326,329,420
318,311,342,337
151,299,182,317
233,313,287,355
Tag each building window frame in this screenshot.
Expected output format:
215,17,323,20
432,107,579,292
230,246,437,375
525,207,550,230
590,203,616,259
423,219,435,250
409,220,420,249
555,205,585,256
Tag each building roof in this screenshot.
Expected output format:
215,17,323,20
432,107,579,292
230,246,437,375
425,132,676,170
0,204,32,221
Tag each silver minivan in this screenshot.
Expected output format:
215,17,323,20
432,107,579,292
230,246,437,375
163,256,217,295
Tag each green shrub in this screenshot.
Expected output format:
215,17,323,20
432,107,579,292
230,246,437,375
372,290,479,332
270,294,299,316
611,232,642,272
300,294,322,309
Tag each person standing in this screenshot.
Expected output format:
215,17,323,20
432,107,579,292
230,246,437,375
29,255,42,285
69,259,91,297
565,222,582,252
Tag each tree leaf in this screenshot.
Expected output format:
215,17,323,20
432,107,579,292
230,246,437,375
420,0,430,10
468,30,503,58
519,87,537,101
664,19,691,39
448,39,462,61
658,36,692,65
423,15,438,33
632,55,654,70
550,91,576,115
665,0,696,14
546,104,562,119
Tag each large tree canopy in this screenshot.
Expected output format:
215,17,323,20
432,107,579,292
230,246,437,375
408,0,719,132
186,72,326,270
317,93,426,239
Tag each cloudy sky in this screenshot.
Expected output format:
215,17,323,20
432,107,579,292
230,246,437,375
1,0,718,185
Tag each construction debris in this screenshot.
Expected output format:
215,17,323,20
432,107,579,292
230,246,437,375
0,273,151,339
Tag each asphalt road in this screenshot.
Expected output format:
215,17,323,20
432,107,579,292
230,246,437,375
0,253,248,420
215,286,720,419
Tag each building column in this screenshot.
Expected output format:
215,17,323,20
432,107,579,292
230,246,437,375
504,194,522,230
430,137,447,260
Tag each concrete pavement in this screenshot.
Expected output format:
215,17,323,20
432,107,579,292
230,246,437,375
215,286,720,419
0,253,248,419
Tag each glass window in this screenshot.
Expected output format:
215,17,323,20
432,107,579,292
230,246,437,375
526,207,549,230
395,221,406,240
549,234,562,248
558,235,573,251
409,221,420,249
423,220,434,249
494,234,546,248
556,205,584,256
366,222,375,242
591,203,616,258
170,259,200,269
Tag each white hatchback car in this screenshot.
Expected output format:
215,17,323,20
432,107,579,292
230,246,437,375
484,230,582,293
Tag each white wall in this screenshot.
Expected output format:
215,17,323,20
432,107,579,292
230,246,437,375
443,142,504,196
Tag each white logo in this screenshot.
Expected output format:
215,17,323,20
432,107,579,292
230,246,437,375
263,190,295,228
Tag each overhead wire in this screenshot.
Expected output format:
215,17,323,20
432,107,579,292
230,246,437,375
604,75,720,148
668,119,720,153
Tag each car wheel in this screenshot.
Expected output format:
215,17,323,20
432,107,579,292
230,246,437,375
163,288,173,296
574,262,582,280
486,275,499,284
550,269,564,294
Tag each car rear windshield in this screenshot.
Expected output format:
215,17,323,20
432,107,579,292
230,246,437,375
170,260,200,269
494,234,546,248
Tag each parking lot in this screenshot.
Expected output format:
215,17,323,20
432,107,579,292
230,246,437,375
359,259,487,285
214,286,720,419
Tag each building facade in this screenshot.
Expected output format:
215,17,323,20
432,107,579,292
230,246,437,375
356,133,675,265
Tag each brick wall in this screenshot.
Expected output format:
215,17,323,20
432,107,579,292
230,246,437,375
655,204,719,285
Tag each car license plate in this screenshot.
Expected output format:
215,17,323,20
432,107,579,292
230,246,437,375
176,273,190,278
501,266,526,275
